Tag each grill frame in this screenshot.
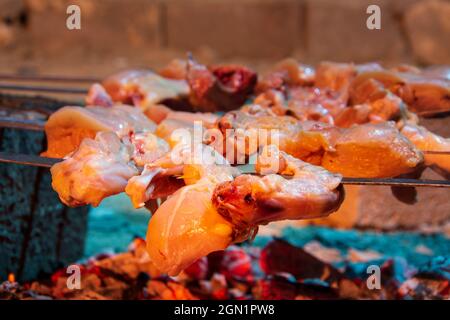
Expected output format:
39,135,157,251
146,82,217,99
0,90,89,282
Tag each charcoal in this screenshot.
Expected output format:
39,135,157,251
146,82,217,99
260,238,344,285
1,237,449,300
415,256,450,280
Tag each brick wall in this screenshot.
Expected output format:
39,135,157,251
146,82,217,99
0,0,449,75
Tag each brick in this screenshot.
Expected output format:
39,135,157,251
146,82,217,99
306,0,408,63
26,0,161,58
0,0,26,48
404,0,450,65
165,0,302,59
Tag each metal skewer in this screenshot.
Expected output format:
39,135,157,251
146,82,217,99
422,150,450,155
1,152,449,188
340,177,450,188
0,84,88,94
0,152,60,168
0,117,46,131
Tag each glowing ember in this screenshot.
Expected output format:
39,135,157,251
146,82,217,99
7,273,15,283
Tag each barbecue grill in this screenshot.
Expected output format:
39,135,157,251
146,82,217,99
1,0,450,302
0,74,449,285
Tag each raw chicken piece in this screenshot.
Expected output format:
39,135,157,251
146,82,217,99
85,83,113,107
51,132,138,207
212,145,344,229
145,145,345,276
314,62,358,103
143,145,242,275
351,69,450,115
345,76,412,126
146,181,235,276
256,58,315,93
321,122,423,178
155,118,195,148
401,124,450,177
126,143,231,207
215,110,303,164
154,110,218,148
165,110,218,127
125,164,185,209
421,66,450,81
43,105,155,158
125,144,188,209
252,86,344,124
129,131,170,167
51,130,168,207
143,104,173,124
287,86,346,121
159,58,188,80
144,103,218,126
102,70,189,110
216,111,424,177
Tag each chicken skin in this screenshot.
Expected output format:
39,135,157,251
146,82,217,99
144,145,344,276
186,57,257,112
321,122,423,178
401,124,450,177
51,132,138,207
216,111,423,177
43,105,156,158
142,145,242,275
51,131,169,207
351,69,450,115
212,145,344,230
102,70,189,110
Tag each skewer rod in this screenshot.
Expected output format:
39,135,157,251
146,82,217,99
0,152,60,168
0,84,88,94
0,152,449,188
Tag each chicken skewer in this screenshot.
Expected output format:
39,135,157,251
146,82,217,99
2,60,449,192
215,112,425,178
1,59,450,278
1,152,450,189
